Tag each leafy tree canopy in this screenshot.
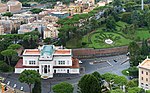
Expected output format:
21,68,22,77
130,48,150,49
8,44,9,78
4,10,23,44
8,44,21,50
52,82,74,93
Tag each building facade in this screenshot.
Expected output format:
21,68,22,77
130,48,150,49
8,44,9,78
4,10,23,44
0,3,7,13
43,24,59,39
139,58,150,90
15,45,80,79
7,0,22,13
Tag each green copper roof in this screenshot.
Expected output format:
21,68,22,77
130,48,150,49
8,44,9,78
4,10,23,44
41,45,54,56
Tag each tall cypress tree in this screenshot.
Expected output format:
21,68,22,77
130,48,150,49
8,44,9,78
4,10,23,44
141,39,149,56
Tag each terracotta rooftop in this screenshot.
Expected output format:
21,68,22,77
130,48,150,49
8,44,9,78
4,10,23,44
15,59,38,68
53,58,80,68
23,49,40,55
54,49,71,55
139,58,150,69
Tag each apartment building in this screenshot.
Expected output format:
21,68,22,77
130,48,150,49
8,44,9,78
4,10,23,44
139,57,150,90
7,0,22,13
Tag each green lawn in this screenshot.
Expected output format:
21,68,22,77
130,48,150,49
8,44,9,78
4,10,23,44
136,28,150,39
83,31,132,49
66,21,150,49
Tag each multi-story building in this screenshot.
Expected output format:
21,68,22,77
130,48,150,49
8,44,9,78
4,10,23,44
7,0,22,13
0,20,14,34
15,45,80,79
0,25,4,35
43,24,59,39
0,3,7,13
139,57,150,90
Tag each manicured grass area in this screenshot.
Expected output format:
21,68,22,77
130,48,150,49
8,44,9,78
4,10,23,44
136,28,150,39
87,32,132,49
66,21,150,49
122,69,129,76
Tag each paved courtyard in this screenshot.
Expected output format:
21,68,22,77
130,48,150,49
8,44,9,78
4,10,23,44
0,54,130,93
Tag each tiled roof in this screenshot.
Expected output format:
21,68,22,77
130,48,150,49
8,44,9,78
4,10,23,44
54,49,71,55
15,59,38,68
139,58,150,69
23,49,40,55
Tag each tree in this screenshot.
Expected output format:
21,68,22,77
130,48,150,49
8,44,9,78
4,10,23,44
141,39,149,56
2,12,13,17
32,81,41,93
145,12,150,29
52,82,74,93
114,76,127,86
0,61,11,72
126,79,138,88
124,2,136,12
110,89,124,93
8,44,21,50
1,49,17,66
128,66,139,77
92,71,102,80
113,0,122,7
30,8,43,14
22,35,38,49
106,16,116,31
128,87,143,93
121,12,132,24
128,41,140,66
43,38,52,44
78,74,101,93
19,70,41,93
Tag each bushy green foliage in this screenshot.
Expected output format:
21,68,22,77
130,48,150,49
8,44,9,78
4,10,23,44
126,79,138,88
30,8,43,14
8,44,21,50
128,87,142,93
78,74,101,93
2,12,13,17
0,61,12,72
52,82,74,93
19,70,41,93
111,89,124,93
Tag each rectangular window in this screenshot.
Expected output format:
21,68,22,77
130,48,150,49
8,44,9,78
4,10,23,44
142,71,143,74
142,77,143,80
58,61,65,65
146,72,148,75
146,78,148,81
29,60,36,65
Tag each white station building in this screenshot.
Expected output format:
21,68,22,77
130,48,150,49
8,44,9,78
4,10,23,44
15,45,80,79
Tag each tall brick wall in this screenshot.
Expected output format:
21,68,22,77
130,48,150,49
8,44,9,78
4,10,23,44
72,46,128,58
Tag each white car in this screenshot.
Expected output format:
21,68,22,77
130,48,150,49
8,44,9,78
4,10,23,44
7,81,10,85
79,60,82,64
20,87,23,91
13,84,16,88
